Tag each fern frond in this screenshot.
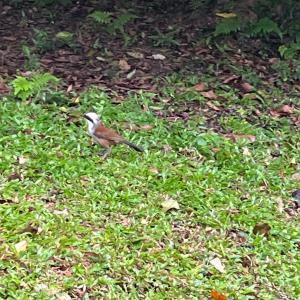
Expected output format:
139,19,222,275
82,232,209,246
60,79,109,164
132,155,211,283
214,17,241,36
88,11,112,24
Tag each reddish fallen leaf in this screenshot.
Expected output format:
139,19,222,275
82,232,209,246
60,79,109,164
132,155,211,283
278,104,294,114
211,290,228,300
253,223,271,237
270,110,281,117
207,101,221,111
193,83,206,92
240,82,254,93
201,90,217,99
222,74,239,84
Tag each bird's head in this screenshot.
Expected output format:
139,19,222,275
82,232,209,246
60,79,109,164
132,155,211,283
84,112,100,125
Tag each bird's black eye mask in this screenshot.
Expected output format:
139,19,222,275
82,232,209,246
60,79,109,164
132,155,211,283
84,114,95,124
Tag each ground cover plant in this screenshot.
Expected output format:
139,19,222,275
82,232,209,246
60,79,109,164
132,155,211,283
1,0,300,299
0,82,300,299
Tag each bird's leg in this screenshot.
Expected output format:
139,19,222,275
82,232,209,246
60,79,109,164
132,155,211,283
99,148,111,159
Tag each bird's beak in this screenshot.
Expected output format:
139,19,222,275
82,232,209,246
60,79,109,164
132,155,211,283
84,114,94,123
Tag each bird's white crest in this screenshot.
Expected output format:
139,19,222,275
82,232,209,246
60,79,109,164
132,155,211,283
85,112,100,136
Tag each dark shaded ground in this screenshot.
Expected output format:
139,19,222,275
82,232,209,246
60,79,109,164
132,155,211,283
1,0,299,96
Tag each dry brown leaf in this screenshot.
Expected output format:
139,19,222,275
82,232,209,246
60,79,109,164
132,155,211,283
210,257,225,273
211,290,228,300
15,240,28,253
240,82,254,93
127,51,144,59
140,124,153,131
18,156,28,165
276,197,284,213
277,105,294,114
225,134,256,143
242,147,251,156
149,167,159,174
66,84,73,93
152,54,166,60
161,196,179,211
119,59,131,71
253,223,271,237
193,83,206,92
201,90,217,99
216,12,236,18
270,110,281,117
222,74,239,84
207,101,221,111
7,172,23,181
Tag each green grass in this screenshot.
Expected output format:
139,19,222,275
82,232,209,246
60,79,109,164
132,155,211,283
0,87,300,299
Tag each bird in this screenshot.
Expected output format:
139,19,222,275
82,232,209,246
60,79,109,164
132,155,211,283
84,112,144,158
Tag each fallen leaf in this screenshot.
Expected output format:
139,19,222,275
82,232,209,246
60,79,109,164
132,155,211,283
193,83,206,92
216,12,237,18
270,110,281,117
240,82,254,93
96,56,106,61
161,196,179,211
253,223,271,237
291,173,300,181
222,74,239,84
162,145,172,152
211,290,228,300
119,59,131,71
278,104,294,114
56,293,72,300
276,197,284,213
66,84,73,93
15,240,28,253
19,222,40,235
140,124,153,131
152,54,166,60
207,101,221,111
201,90,217,99
53,209,69,216
149,167,159,174
127,51,144,59
210,257,225,273
127,69,136,79
225,134,256,143
242,147,251,156
7,172,23,181
18,156,28,165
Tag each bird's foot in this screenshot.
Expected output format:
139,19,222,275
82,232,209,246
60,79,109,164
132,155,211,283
99,149,111,159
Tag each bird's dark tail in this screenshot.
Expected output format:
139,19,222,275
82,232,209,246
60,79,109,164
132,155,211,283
122,140,144,152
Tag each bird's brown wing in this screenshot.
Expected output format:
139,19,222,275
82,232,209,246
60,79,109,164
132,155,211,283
93,125,124,143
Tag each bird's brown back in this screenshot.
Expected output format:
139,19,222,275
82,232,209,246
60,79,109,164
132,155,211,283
93,124,124,144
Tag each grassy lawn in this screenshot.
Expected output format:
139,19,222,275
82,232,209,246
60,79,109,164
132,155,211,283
0,84,300,299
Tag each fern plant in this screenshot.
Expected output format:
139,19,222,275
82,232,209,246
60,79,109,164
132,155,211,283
11,73,60,101
249,17,282,39
214,17,242,36
278,43,300,59
150,28,180,47
88,10,136,45
88,11,112,24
